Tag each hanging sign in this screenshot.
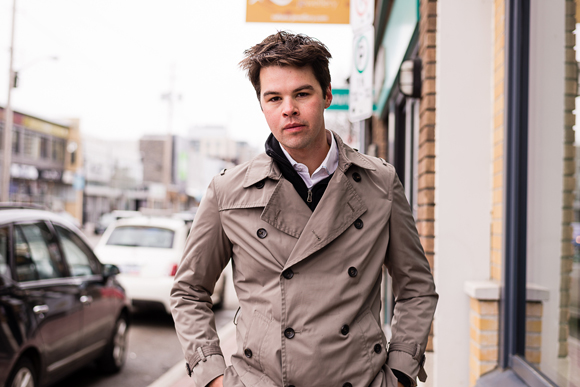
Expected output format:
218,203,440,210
349,26,374,122
246,0,350,24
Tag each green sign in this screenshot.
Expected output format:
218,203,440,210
328,88,349,110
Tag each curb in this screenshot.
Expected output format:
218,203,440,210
147,322,237,387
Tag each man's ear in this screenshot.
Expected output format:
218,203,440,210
324,85,333,109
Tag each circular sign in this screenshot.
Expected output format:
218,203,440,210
354,35,370,74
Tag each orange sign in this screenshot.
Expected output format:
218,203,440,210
246,0,350,24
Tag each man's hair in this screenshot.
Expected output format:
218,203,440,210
239,31,332,100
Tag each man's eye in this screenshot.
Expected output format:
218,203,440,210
269,96,281,102
297,92,309,97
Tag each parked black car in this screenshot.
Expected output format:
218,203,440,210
0,208,130,387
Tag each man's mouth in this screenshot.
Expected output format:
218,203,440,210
283,122,305,130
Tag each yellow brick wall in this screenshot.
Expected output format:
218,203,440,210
419,0,437,352
559,0,577,359
469,299,499,387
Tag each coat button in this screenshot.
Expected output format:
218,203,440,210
343,383,353,387
374,343,382,354
341,325,349,335
352,172,361,182
354,218,364,229
282,269,294,279
255,180,265,189
244,348,253,358
257,228,268,239
284,328,295,339
348,267,358,278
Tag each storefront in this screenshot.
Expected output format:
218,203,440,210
371,0,579,386
0,107,82,220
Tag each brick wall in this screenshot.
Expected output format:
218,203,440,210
469,298,499,387
559,0,577,359
418,0,437,352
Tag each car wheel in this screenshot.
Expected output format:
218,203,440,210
7,357,37,387
97,313,129,373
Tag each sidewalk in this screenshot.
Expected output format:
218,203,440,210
147,322,237,387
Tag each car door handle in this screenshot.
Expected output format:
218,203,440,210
80,295,93,305
33,305,49,314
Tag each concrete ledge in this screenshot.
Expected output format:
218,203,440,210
464,280,550,302
464,280,500,300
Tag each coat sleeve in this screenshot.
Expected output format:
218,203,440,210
170,177,232,387
384,173,438,386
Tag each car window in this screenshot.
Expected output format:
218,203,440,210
106,226,175,248
14,223,65,281
54,225,99,276
0,227,9,277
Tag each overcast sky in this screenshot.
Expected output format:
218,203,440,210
0,0,353,147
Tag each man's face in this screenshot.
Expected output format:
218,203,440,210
259,65,332,153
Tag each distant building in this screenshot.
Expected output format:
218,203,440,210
0,106,83,221
83,135,146,224
186,125,258,201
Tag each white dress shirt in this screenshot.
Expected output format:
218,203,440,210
280,130,339,190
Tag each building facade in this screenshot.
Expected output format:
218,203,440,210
370,0,579,386
0,107,83,221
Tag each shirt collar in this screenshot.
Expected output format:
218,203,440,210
280,130,339,176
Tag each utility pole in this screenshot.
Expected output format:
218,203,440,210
1,0,17,202
161,65,180,209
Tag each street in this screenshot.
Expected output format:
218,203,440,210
58,307,236,387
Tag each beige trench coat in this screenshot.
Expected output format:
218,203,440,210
170,132,438,387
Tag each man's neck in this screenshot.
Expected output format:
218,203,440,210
282,131,331,176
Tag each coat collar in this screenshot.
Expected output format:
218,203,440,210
242,131,374,189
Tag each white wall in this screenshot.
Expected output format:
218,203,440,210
527,0,565,376
434,1,493,386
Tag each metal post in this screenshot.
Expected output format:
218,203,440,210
501,0,530,369
2,0,17,202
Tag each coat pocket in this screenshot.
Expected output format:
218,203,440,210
369,364,399,387
355,310,388,372
242,310,272,372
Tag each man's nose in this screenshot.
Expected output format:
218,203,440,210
282,100,299,117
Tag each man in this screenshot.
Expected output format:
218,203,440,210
170,31,437,387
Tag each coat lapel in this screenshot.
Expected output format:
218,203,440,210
285,168,367,269
261,178,312,239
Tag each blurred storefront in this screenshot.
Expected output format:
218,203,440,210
370,0,579,386
0,107,83,222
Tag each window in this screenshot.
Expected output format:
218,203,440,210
12,129,20,154
14,223,64,281
23,131,40,159
40,137,49,159
54,224,98,276
52,139,65,162
0,227,8,277
106,226,174,249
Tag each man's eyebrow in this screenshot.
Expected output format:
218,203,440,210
262,84,315,98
